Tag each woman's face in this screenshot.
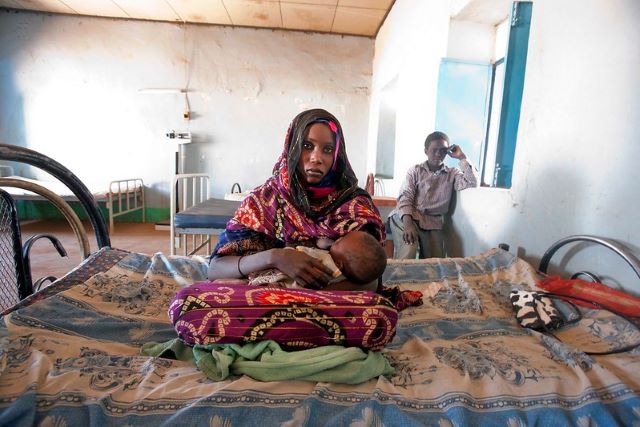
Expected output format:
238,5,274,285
296,123,335,185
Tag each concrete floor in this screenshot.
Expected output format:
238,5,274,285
19,220,215,283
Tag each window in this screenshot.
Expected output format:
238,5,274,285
434,58,492,171
481,58,506,186
480,1,532,188
375,77,398,179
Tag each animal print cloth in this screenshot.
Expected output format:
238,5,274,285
510,290,563,330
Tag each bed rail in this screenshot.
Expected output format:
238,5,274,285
107,178,145,232
538,234,640,282
170,173,210,256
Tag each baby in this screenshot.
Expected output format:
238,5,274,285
249,231,387,291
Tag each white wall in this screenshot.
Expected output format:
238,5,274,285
454,0,640,292
371,0,640,293
447,19,495,63
0,11,374,208
366,0,451,196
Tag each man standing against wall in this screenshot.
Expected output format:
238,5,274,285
388,131,478,259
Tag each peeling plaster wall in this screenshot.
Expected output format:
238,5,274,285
371,0,640,294
0,11,374,208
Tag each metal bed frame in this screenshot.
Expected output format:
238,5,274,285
0,175,144,232
538,234,640,283
169,174,243,256
106,178,145,231
170,173,211,256
0,143,111,313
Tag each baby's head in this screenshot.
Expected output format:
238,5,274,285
329,231,387,284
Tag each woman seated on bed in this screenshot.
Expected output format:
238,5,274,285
208,108,386,291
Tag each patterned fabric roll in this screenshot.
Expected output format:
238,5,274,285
169,281,398,351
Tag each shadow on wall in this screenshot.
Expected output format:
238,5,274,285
514,166,588,272
146,182,171,214
444,190,463,257
183,137,214,176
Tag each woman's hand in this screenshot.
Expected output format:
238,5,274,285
271,249,334,289
402,215,418,245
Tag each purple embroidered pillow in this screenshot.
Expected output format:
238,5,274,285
168,281,398,351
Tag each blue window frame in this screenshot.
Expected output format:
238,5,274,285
482,1,532,188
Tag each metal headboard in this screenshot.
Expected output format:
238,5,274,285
538,235,640,283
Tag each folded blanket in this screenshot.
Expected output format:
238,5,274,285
141,339,394,384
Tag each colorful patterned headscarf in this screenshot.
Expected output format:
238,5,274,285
214,109,385,257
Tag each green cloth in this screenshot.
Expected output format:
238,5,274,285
141,339,394,384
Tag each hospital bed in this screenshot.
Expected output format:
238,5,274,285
0,174,145,232
0,143,639,426
169,173,241,256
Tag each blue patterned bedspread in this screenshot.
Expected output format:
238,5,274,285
1,248,639,426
